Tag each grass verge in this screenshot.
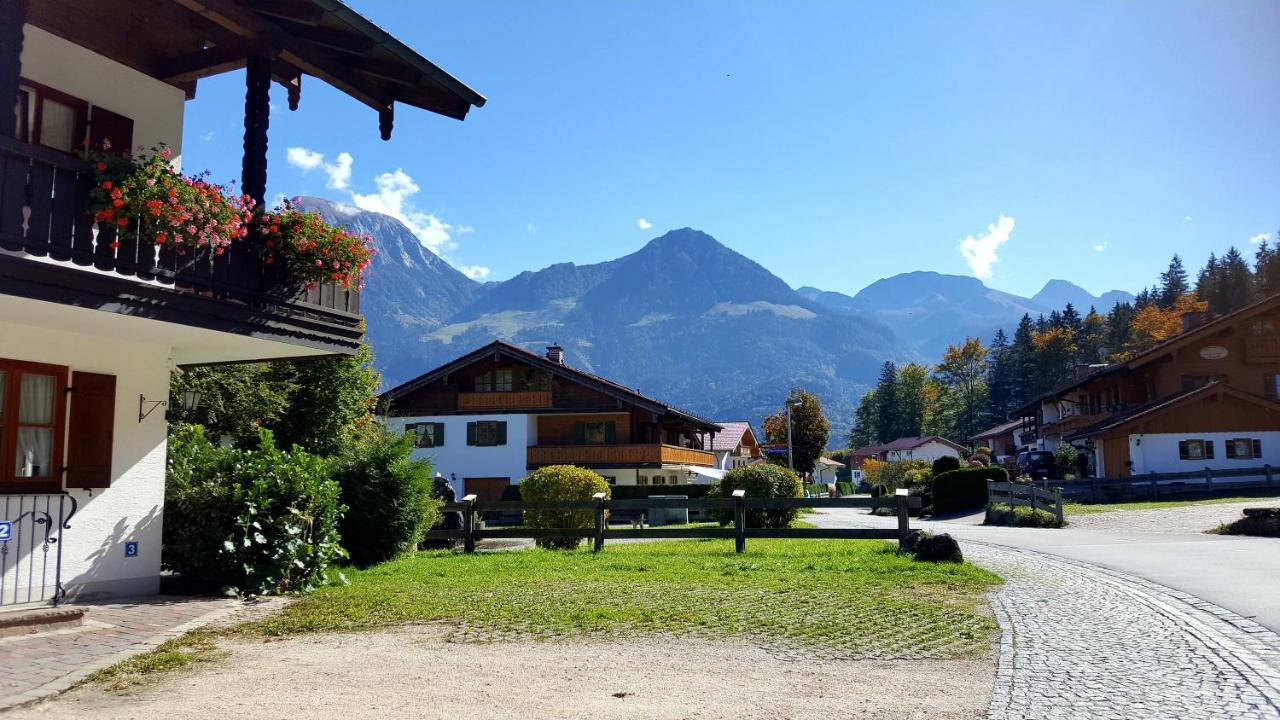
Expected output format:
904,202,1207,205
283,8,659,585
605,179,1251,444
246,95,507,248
1065,492,1280,515
82,630,226,691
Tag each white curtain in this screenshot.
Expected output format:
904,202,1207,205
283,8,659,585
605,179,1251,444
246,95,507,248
15,374,55,477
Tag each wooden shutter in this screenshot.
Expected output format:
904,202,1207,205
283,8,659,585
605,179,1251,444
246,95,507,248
1178,441,1189,460
88,105,133,156
1226,440,1238,459
573,422,586,445
495,422,508,446
604,421,617,445
434,423,445,446
1267,376,1279,400
1204,440,1214,460
66,371,115,488
466,422,477,446
1253,439,1263,459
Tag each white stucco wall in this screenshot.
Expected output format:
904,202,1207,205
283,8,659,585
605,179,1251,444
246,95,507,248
0,318,170,601
886,442,960,463
1128,432,1280,477
19,24,186,165
386,414,535,498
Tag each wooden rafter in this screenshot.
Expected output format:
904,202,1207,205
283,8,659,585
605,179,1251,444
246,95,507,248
160,41,251,83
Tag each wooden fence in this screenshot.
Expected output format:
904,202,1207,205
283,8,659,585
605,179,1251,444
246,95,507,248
426,491,923,553
1039,465,1280,503
987,481,1064,524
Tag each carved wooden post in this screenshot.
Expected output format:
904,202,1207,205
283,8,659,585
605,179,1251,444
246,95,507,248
732,489,746,553
0,0,27,140
592,492,606,553
895,489,911,547
379,103,394,141
462,494,477,554
241,55,273,206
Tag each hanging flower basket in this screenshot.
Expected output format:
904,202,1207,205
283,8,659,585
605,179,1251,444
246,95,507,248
87,143,254,255
257,200,375,290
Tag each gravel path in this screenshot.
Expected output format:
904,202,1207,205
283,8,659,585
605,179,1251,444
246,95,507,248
7,626,993,720
1065,500,1280,534
971,543,1280,719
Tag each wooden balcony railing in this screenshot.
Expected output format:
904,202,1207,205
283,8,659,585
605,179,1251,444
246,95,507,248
0,137,359,316
458,390,552,411
1245,336,1280,363
527,444,715,467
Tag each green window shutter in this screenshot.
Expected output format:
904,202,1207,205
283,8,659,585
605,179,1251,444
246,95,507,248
467,422,477,446
604,421,617,445
1253,439,1262,459
1178,441,1189,460
1226,440,1237,459
435,423,445,446
1204,440,1214,460
574,422,586,445
496,422,508,446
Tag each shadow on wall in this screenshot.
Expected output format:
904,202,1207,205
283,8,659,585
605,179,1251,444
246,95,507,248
62,501,163,602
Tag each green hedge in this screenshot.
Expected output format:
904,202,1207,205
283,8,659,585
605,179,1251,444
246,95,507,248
837,482,855,496
931,455,961,476
709,464,803,529
608,483,714,501
932,466,1008,515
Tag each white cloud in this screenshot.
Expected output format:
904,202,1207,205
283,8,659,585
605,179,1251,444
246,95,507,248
352,169,456,253
1183,215,1193,225
1249,232,1271,245
325,152,353,190
527,223,538,236
456,225,475,236
457,265,491,280
1093,241,1108,252
637,217,652,230
957,215,1015,280
286,146,324,171
200,131,215,142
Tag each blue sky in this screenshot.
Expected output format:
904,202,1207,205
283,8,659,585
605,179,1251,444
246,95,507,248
182,0,1280,298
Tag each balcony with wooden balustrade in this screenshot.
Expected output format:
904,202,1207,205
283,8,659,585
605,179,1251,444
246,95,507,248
1245,335,1280,363
527,444,715,468
458,390,553,411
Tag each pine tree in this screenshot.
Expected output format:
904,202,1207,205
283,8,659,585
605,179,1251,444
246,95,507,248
1158,255,1189,309
894,364,929,438
873,361,899,443
1009,314,1037,409
848,388,879,448
986,329,1015,421
1061,303,1082,339
1077,307,1107,364
1104,302,1135,361
1213,247,1253,315
1254,239,1280,300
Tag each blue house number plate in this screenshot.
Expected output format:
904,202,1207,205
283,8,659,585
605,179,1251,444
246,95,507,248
0,522,10,542
124,541,138,558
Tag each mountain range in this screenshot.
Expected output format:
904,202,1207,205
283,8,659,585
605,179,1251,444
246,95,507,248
302,197,1132,442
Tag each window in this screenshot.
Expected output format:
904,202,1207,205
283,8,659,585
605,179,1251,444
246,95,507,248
1252,319,1277,336
15,80,87,153
602,476,617,486
1225,438,1262,460
636,475,649,486
406,422,444,448
514,369,549,392
0,359,69,489
575,420,617,445
1267,375,1280,400
467,421,507,447
1178,440,1215,461
474,369,515,393
651,475,667,485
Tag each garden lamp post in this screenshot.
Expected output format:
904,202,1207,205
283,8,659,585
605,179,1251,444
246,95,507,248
786,399,802,472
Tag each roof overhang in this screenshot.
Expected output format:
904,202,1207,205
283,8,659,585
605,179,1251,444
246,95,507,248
1064,382,1280,441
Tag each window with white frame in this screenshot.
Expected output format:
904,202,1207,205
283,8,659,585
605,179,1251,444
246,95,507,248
1225,438,1262,460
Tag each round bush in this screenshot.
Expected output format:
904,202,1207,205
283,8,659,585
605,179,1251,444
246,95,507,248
520,465,611,549
912,532,963,562
164,425,345,596
933,466,1008,515
709,464,803,529
330,425,439,567
931,455,961,476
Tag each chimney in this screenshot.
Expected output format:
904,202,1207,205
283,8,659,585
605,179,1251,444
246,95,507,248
545,344,565,365
1180,311,1206,332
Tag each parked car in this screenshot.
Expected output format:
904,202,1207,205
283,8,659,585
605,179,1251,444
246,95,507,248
1015,450,1058,480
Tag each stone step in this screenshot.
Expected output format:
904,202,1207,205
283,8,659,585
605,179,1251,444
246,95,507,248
0,607,85,639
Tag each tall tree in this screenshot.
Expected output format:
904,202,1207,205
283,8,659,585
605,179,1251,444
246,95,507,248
1213,247,1253,315
894,363,929,438
1158,254,1189,309
986,329,1015,421
1009,314,1037,409
873,360,899,443
1254,238,1280,300
848,388,879,449
763,388,830,474
1031,326,1077,393
1077,307,1108,364
1123,294,1208,358
935,338,989,441
1104,301,1135,361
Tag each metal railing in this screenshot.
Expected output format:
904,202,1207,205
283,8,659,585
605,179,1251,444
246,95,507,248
427,492,922,553
0,493,77,609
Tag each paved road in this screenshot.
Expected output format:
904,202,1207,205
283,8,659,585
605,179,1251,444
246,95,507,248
813,508,1280,633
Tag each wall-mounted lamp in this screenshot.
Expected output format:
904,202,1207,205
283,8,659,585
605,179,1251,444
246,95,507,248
138,394,167,423
181,389,201,413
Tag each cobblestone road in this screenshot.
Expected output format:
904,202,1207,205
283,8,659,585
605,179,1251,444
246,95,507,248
970,543,1280,719
1065,499,1280,534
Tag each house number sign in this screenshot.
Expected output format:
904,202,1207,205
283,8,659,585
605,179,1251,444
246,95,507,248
1199,346,1228,360
0,521,11,542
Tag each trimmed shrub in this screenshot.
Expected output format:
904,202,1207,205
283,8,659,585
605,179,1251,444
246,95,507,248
985,505,1064,528
709,464,803,529
931,455,961,477
911,532,963,562
520,465,611,549
1213,510,1280,538
933,466,1008,515
330,425,439,567
836,482,855,496
164,425,345,596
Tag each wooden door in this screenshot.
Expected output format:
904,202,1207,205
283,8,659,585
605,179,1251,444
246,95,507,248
464,477,511,502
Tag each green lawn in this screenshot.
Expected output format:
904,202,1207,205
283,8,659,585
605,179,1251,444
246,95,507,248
1066,492,1280,515
239,540,998,659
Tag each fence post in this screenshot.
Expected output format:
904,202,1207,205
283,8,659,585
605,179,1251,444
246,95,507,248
1204,467,1213,488
1053,487,1064,525
462,494,477,554
732,489,746,553
592,492,606,553
1089,476,1097,504
895,489,910,548
1267,465,1275,488
1149,473,1158,500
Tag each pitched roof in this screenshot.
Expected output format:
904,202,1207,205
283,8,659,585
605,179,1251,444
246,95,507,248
816,457,846,467
1063,381,1280,441
881,436,966,452
379,340,721,431
970,418,1026,442
699,421,754,451
1016,293,1280,415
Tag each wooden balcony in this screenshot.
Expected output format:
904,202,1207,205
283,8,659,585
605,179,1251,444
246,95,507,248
1245,336,1280,363
0,138,362,353
527,444,715,468
458,390,553,411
